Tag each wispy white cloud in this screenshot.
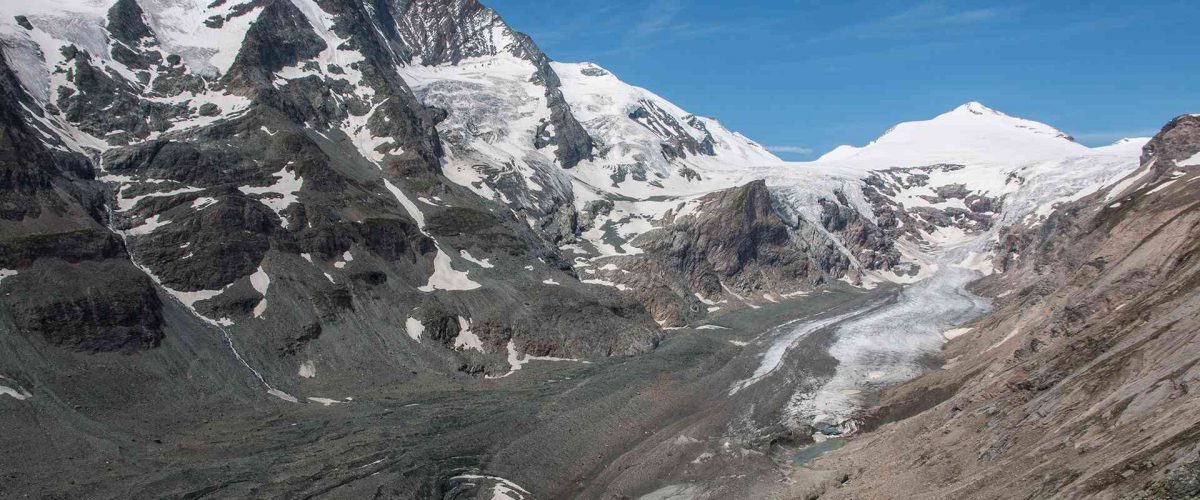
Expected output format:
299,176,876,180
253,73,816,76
586,0,749,57
499,0,755,60
766,145,814,155
809,1,1021,42
629,0,685,40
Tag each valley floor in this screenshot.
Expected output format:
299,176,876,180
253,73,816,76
0,238,1018,500
0,284,895,499
1,241,1007,500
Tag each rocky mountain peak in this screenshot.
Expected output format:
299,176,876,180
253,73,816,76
388,0,594,167
105,0,155,47
392,0,511,66
224,0,329,91
1140,113,1200,167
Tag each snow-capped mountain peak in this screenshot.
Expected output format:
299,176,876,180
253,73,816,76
816,101,1085,169
552,60,783,182
952,101,999,115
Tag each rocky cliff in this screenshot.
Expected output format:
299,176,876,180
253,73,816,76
576,180,881,326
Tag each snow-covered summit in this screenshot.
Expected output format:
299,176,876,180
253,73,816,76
555,61,781,170
553,61,783,199
815,101,1086,170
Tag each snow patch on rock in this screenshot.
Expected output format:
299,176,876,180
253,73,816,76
454,317,485,352
447,475,531,500
0,375,31,401
405,316,424,342
420,247,481,292
486,341,584,379
307,397,347,406
239,167,303,229
942,328,974,341
268,389,300,403
249,266,270,318
298,360,316,378
460,250,494,268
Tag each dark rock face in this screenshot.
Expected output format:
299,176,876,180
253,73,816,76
0,46,166,354
1141,114,1200,179
424,205,533,254
391,0,509,65
279,322,323,357
103,139,259,187
510,292,659,357
658,180,794,280
421,310,462,347
355,217,431,261
295,0,446,175
861,164,1002,245
389,0,593,168
596,180,858,325
54,32,190,145
224,0,328,91
5,260,164,353
819,195,900,271
106,0,159,66
125,196,276,291
106,0,154,44
629,99,717,162
0,230,125,269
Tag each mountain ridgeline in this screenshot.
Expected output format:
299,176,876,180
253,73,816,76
0,0,1197,498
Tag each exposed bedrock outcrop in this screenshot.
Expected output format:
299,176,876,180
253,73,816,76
390,0,593,168
861,164,1003,246
0,41,166,354
592,180,873,326
1141,114,1200,176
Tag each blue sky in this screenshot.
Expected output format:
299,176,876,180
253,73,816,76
488,0,1199,160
